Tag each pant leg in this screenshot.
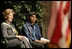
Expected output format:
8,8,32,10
22,37,32,48
7,38,25,48
31,41,45,48
44,43,49,48
19,42,25,48
8,37,32,48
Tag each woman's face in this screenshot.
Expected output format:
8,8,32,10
6,13,14,22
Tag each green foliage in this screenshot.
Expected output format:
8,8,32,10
3,1,44,32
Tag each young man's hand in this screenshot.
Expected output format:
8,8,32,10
40,40,47,44
35,40,47,44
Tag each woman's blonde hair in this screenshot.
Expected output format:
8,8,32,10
3,8,15,17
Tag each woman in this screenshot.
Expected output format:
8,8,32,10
1,8,32,48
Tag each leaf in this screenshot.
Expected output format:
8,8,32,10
8,1,12,4
3,1,44,32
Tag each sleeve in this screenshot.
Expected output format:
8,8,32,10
1,24,16,39
36,24,41,40
22,25,36,41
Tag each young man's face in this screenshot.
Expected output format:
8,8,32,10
29,14,36,23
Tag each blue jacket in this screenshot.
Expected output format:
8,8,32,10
22,22,41,41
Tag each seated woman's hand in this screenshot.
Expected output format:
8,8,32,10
16,35,24,40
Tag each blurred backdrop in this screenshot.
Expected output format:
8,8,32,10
0,1,71,48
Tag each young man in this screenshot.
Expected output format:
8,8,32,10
22,12,49,48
